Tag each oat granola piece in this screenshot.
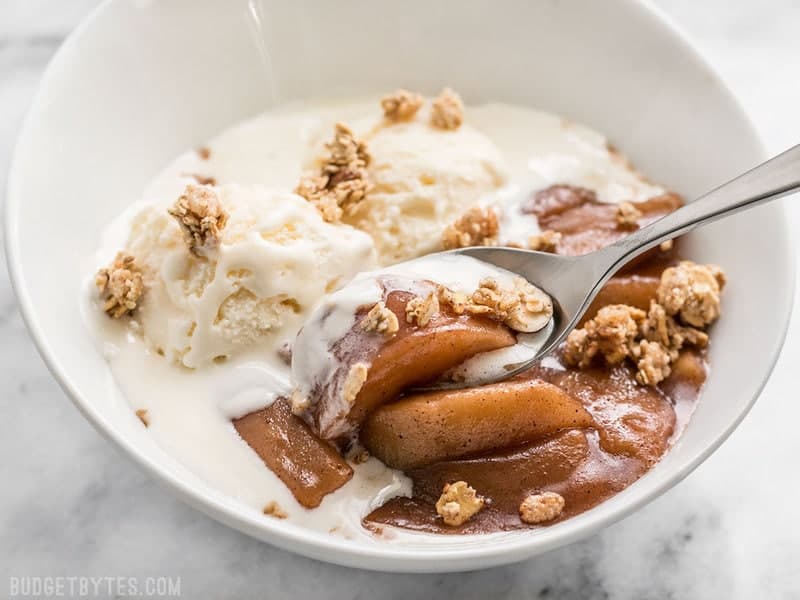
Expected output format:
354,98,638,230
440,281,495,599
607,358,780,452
290,389,310,414
342,363,369,406
95,253,145,318
262,501,288,519
562,329,591,368
563,304,646,368
135,409,150,427
657,261,725,328
168,184,229,254
528,230,562,253
437,285,470,315
326,122,371,172
295,123,372,222
381,89,424,121
640,301,671,349
405,291,439,327
430,88,464,130
616,201,642,229
277,342,292,365
441,207,499,249
564,260,725,386
519,492,565,524
669,319,709,350
640,301,708,356
507,277,553,332
295,178,343,222
468,277,553,333
630,339,672,386
349,448,371,464
659,240,674,252
437,277,553,333
435,481,485,526
361,301,400,336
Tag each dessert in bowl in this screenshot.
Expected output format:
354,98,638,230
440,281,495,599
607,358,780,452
86,88,726,536
6,0,792,572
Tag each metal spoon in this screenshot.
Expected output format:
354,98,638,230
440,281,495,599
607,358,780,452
425,143,800,391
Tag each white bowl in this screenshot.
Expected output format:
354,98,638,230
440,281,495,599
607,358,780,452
5,0,793,572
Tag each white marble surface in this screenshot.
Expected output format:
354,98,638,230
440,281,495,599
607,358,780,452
2,1,799,598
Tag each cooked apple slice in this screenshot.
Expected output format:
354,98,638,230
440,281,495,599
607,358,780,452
361,379,594,470
365,429,591,533
347,296,517,431
233,399,353,508
297,286,517,441
523,185,683,257
666,349,707,388
581,274,660,326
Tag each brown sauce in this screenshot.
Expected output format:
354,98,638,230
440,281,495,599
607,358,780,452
363,185,707,533
235,184,708,535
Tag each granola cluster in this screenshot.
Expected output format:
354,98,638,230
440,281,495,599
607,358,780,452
630,339,673,387
405,291,439,327
290,389,310,414
441,207,499,249
381,89,424,121
563,261,724,386
262,501,288,519
528,230,562,253
435,481,485,526
657,261,725,328
361,301,400,336
296,123,372,222
563,304,645,369
349,448,371,464
519,492,565,524
135,408,150,427
438,277,553,333
168,184,229,254
616,201,642,229
430,88,464,130
342,362,369,406
95,253,145,318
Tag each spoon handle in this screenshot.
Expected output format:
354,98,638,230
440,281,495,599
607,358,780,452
598,143,800,276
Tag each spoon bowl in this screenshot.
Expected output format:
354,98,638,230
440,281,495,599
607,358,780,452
455,246,600,374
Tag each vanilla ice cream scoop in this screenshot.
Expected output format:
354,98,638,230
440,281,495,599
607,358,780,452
122,184,377,368
306,107,508,265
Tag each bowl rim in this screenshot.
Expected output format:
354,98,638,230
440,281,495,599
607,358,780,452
5,0,795,572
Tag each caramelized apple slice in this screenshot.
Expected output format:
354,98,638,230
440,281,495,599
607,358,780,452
365,430,591,533
524,362,676,466
581,274,660,326
361,379,594,470
233,399,353,508
297,285,517,441
523,185,682,257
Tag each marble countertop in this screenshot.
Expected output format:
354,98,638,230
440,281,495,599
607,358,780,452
1,1,799,598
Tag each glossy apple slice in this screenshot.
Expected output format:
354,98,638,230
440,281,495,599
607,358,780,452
361,378,594,470
365,429,591,533
233,399,353,508
523,186,683,257
580,274,660,326
298,285,517,441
